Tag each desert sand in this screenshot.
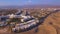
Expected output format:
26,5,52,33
19,10,60,34
0,8,60,34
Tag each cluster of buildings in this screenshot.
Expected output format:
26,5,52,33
0,8,60,33
0,9,39,33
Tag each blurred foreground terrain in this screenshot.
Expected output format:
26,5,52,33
0,8,60,34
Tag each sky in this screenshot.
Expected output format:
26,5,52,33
0,0,60,6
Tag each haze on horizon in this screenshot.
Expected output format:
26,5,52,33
0,0,60,6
